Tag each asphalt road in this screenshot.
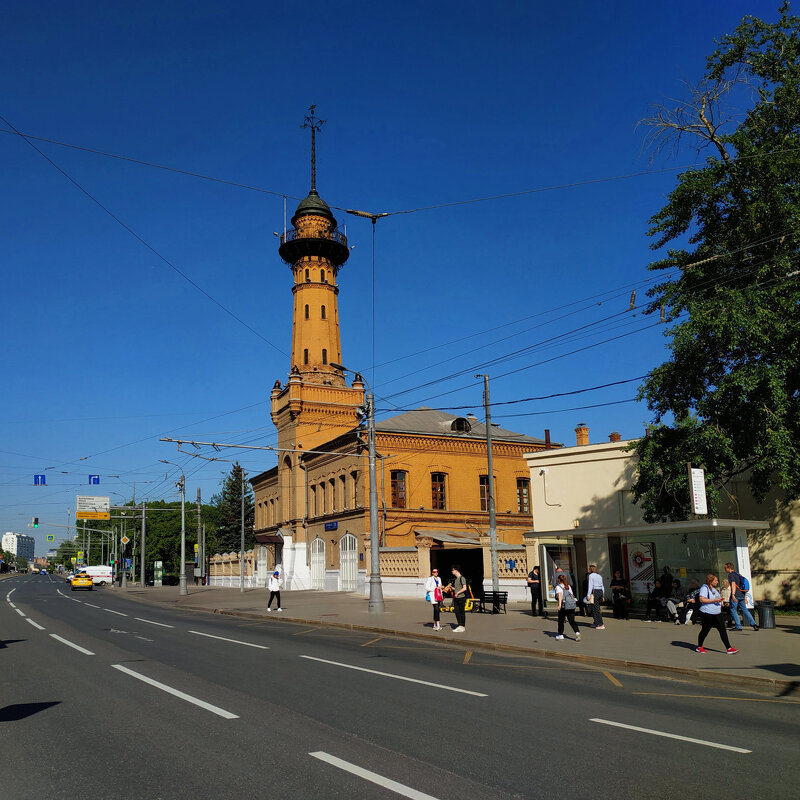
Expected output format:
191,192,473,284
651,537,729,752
2,573,798,799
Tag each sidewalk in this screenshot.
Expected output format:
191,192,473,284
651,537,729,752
118,584,800,695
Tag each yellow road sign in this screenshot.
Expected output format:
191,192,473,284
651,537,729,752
76,511,110,520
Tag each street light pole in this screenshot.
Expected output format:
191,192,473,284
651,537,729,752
240,466,246,593
477,374,499,594
160,460,187,596
331,362,384,613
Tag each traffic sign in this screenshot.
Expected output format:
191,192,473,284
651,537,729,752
75,495,110,520
34,474,46,485
89,475,100,485
120,536,130,545
46,534,55,542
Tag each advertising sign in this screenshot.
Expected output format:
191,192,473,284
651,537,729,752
154,560,163,587
623,542,656,593
689,467,708,515
75,495,110,520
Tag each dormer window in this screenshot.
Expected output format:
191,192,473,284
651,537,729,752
451,417,472,433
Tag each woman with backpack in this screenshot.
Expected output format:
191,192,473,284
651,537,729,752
555,574,581,641
696,574,739,654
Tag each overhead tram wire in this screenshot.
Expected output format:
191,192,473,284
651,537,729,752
0,114,288,359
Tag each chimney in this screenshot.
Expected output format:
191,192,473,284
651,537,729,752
544,429,551,450
609,431,621,442
575,422,589,446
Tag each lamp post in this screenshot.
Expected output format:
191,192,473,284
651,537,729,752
331,362,384,613
240,466,247,593
160,460,187,596
476,374,500,594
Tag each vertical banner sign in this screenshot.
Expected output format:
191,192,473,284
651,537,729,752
623,542,656,593
154,560,163,587
689,466,708,515
194,543,199,564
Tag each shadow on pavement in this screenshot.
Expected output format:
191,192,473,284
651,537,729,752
0,639,26,649
0,702,60,721
756,663,800,677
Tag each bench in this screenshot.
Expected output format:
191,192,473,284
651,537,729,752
477,590,508,614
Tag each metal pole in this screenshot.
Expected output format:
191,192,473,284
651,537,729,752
140,501,146,587
121,516,127,589
240,467,245,593
197,488,202,586
480,374,500,594
366,387,385,613
202,523,206,585
179,474,187,596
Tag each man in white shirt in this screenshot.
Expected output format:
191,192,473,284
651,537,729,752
585,564,605,629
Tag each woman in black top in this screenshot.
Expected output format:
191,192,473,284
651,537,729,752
610,570,630,619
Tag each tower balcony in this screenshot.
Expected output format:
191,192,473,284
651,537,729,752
279,227,350,268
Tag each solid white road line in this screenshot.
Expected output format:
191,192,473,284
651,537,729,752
104,608,127,616
309,752,441,800
590,718,752,753
134,617,174,628
300,655,488,697
110,665,239,719
49,634,95,656
15,608,25,617
26,618,45,631
188,631,269,649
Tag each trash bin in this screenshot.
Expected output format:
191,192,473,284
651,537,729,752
756,600,776,629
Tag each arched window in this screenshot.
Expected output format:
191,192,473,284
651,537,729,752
320,269,326,283
451,417,472,433
322,348,328,365
321,305,326,319
303,349,309,365
304,304,310,319
305,268,310,282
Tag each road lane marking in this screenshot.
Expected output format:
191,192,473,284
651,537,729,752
633,691,800,705
9,602,16,609
26,618,45,630
85,603,101,608
50,634,95,656
300,655,488,697
361,636,383,647
134,617,174,628
104,609,128,616
463,651,472,664
590,718,751,753
111,665,239,719
15,608,25,617
293,627,321,635
188,631,269,649
602,670,623,687
309,752,441,800
7,589,15,599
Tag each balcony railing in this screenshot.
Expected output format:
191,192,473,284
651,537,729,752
280,227,348,247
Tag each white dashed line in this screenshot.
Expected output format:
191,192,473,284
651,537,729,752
26,618,45,631
188,631,269,649
85,603,101,608
15,608,25,617
589,718,752,753
50,634,95,656
111,665,239,719
9,602,16,609
104,609,127,616
300,655,488,697
134,617,174,628
309,752,441,800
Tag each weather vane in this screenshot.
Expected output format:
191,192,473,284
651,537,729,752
301,104,326,192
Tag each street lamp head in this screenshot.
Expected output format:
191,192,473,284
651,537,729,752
330,362,347,372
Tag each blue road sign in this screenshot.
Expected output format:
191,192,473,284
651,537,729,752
34,474,46,486
89,475,100,485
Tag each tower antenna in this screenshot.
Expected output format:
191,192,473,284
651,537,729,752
301,104,326,192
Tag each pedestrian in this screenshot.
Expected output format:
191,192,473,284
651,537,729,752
267,570,282,611
448,565,468,633
684,580,701,624
425,568,444,630
551,564,573,593
554,574,581,641
666,579,687,625
644,580,662,621
610,569,630,620
696,574,739,654
527,565,543,616
724,562,759,631
585,564,605,629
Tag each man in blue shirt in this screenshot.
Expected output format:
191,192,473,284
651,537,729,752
724,562,758,631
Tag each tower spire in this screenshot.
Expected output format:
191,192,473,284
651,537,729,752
301,104,326,192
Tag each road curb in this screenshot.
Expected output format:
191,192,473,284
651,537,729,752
166,603,797,696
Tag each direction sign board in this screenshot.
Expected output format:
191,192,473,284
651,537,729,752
34,474,46,486
89,475,100,485
75,495,110,520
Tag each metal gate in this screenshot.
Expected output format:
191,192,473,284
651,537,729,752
339,533,358,592
311,538,325,590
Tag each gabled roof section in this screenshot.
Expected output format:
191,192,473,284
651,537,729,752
375,407,549,445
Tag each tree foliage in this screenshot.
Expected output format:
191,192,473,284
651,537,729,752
632,3,800,521
209,462,254,552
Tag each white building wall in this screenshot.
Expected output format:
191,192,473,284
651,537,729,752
2,532,35,560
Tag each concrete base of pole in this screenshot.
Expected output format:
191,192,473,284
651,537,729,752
179,576,187,596
368,577,385,613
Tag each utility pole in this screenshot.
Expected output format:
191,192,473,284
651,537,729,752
196,488,202,586
478,374,500,595
140,501,146,587
121,515,127,589
179,474,187,596
240,468,246,593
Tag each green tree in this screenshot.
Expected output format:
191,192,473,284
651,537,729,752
210,462,254,552
632,4,800,521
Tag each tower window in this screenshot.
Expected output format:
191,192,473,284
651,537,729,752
305,269,310,282
321,305,326,319
320,269,326,283
391,470,407,508
322,349,328,365
304,304,310,319
431,473,446,510
303,349,309,365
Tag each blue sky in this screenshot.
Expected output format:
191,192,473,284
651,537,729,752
1,1,775,552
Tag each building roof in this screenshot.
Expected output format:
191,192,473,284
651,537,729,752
291,189,335,225
376,407,548,445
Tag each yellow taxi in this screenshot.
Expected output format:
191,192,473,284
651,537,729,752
70,572,93,591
